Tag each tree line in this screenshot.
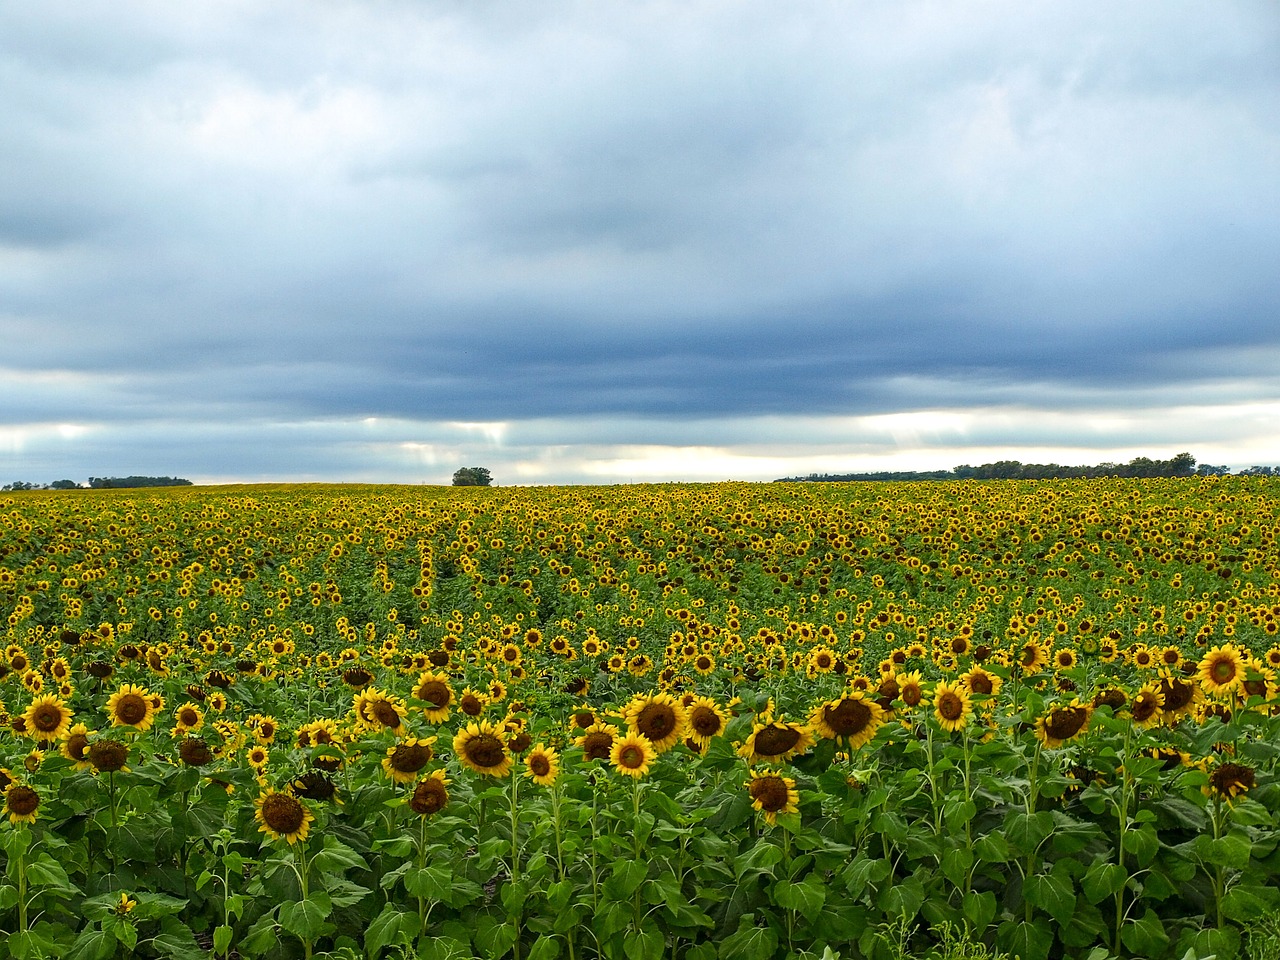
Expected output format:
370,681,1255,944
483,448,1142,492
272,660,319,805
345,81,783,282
777,453,1279,483
2,476,193,491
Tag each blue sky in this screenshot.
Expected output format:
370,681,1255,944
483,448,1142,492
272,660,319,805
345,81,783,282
3,1,1278,485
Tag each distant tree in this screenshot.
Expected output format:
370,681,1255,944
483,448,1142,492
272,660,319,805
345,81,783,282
2,481,36,491
88,476,192,488
452,467,493,487
50,480,80,489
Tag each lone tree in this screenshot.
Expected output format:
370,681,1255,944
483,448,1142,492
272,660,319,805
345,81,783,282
452,466,493,487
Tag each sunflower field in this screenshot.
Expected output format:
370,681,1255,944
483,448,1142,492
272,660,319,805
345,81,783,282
1,478,1280,960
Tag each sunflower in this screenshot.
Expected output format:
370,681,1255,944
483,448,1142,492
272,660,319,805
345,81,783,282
1035,701,1091,749
1157,671,1202,724
87,738,130,774
62,723,95,770
255,789,315,845
1130,682,1165,728
896,671,926,710
568,706,597,732
809,692,883,749
173,701,205,733
685,697,729,748
3,783,39,825
459,687,487,718
575,722,618,762
291,772,341,803
247,745,270,771
1206,762,1256,803
178,736,214,767
413,671,454,723
408,769,450,816
961,666,1002,698
105,683,157,732
382,737,437,784
932,681,973,733
296,718,340,749
1197,644,1246,698
453,720,513,778
738,720,815,764
622,692,687,754
23,694,73,742
1017,642,1048,674
355,688,408,735
746,770,799,826
610,733,656,779
524,743,560,786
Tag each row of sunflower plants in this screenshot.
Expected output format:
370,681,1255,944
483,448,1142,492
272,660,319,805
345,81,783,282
3,651,1280,959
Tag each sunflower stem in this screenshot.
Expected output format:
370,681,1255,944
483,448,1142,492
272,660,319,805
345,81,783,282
631,776,643,932
509,764,522,960
293,840,314,960
1023,741,1042,924
16,827,28,935
1114,721,1134,953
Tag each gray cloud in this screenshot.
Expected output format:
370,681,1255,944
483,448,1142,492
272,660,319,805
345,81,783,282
2,1,1278,482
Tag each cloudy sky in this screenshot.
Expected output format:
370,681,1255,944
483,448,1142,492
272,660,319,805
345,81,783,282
3,1,1278,486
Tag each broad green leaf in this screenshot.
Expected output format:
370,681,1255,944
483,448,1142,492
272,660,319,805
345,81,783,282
364,904,412,958
278,893,333,941
1121,908,1169,956
1081,861,1125,904
1024,872,1075,922
998,919,1053,960
625,928,665,960
719,916,778,960
773,876,826,914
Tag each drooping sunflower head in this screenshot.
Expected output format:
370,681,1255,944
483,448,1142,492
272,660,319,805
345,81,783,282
1207,762,1256,804
1092,687,1127,712
810,693,883,749
1035,701,1091,749
61,723,94,768
1157,672,1202,723
453,720,513,778
382,737,437,784
1130,683,1165,727
576,722,617,762
738,720,815,764
23,694,73,742
106,684,157,731
746,769,799,826
3,783,39,825
610,732,656,779
178,736,214,767
88,738,130,773
524,743,560,786
255,789,315,845
408,769,449,816
292,771,340,803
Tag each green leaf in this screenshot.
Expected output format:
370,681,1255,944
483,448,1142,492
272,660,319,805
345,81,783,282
961,890,996,934
1023,872,1075,923
1222,884,1280,923
528,936,561,960
606,859,648,900
278,893,333,941
877,874,924,920
405,864,452,901
26,857,73,890
1196,832,1252,870
734,840,782,878
0,884,18,910
1121,908,1169,956
941,845,973,888
311,836,366,873
625,928,665,960
719,916,778,960
773,876,826,914
104,915,138,952
364,904,412,958
1081,861,1125,904
973,832,1012,863
240,912,279,956
323,877,371,909
1127,824,1160,867
213,925,234,956
65,928,115,960
1005,810,1053,855
998,919,1053,960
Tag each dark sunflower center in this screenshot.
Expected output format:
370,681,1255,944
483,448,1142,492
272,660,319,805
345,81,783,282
1094,688,1126,710
573,710,594,728
115,694,148,725
618,745,645,769
749,776,790,812
825,698,872,735
1244,679,1267,697
1045,707,1087,741
179,738,213,766
293,773,337,801
530,754,551,777
390,743,432,773
969,673,994,694
1131,693,1160,722
262,793,305,834
417,681,450,707
583,732,613,760
754,724,802,756
1210,658,1237,683
1160,677,1194,711
410,779,447,815
936,692,965,722
461,695,483,716
67,732,91,761
178,708,200,726
372,702,402,728
464,734,507,769
6,785,39,817
690,707,722,737
33,705,64,732
1210,762,1255,796
89,739,129,772
901,685,924,707
636,703,675,738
